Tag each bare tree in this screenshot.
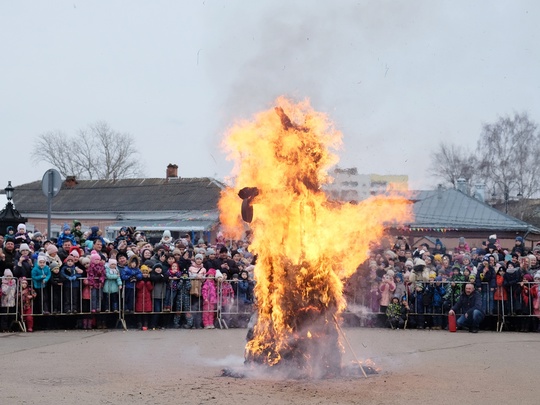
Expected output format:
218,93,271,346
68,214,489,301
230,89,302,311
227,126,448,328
477,112,540,210
32,121,144,180
428,142,477,189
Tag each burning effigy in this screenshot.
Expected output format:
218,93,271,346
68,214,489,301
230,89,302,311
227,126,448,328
219,97,411,378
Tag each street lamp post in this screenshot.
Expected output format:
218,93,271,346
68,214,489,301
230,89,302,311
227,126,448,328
0,181,27,235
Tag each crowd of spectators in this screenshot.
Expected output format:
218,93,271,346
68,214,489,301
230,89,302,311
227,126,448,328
344,234,540,333
0,222,255,332
2,222,540,334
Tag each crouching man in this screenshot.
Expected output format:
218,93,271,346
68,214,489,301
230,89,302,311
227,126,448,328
448,283,484,333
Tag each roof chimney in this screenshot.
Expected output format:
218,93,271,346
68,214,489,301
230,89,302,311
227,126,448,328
166,164,178,179
473,183,485,202
456,178,468,195
64,176,78,188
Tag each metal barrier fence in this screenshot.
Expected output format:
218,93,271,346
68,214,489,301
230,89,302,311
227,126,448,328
3,276,539,332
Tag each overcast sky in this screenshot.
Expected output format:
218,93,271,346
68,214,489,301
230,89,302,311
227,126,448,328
1,0,539,195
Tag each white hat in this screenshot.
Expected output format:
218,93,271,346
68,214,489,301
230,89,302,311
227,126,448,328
19,243,30,251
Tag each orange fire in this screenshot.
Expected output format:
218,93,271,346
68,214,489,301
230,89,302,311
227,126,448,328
219,97,412,376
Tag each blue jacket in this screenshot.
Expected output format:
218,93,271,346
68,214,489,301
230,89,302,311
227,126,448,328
60,264,82,288
31,263,51,289
120,266,142,289
425,283,446,307
238,279,254,304
57,232,78,247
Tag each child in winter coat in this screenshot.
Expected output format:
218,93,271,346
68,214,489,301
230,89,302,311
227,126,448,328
135,264,153,330
424,276,446,329
219,273,235,327
121,255,142,313
14,223,31,248
149,263,168,329
237,270,254,310
57,223,78,247
1,269,17,331
31,254,51,315
494,265,509,317
201,268,218,328
87,250,106,313
173,269,193,329
379,271,396,313
61,253,83,314
164,262,181,311
20,277,37,332
386,297,407,329
103,258,122,312
49,262,63,314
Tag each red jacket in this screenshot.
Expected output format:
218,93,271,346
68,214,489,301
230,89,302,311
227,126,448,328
494,274,508,301
135,280,153,312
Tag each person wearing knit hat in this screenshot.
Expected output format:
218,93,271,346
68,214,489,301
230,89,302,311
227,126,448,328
427,274,446,330
0,269,17,331
511,236,526,257
102,257,121,313
122,254,142,313
135,264,153,329
47,244,58,255
201,268,218,329
379,270,396,318
14,241,34,279
61,250,83,314
90,250,101,263
56,223,78,249
14,223,31,249
172,248,183,257
32,253,52,315
48,260,64,314
87,250,106,313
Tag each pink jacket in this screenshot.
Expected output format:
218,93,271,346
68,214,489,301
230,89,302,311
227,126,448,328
202,279,218,305
379,279,396,307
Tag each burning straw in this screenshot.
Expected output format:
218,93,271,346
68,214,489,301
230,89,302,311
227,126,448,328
219,97,411,378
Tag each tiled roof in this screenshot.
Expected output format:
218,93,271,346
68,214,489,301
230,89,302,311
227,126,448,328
11,177,225,213
409,188,540,233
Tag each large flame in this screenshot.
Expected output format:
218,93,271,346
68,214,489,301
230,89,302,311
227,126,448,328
219,97,412,377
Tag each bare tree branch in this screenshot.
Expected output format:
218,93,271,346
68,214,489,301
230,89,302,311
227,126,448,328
31,130,85,178
477,112,540,200
428,142,477,190
32,122,144,180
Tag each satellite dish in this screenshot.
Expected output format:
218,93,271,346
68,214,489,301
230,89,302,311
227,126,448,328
41,169,62,198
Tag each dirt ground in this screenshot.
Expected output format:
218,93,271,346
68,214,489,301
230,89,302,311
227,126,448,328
0,326,538,405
